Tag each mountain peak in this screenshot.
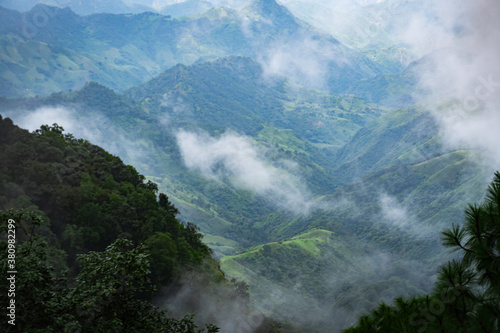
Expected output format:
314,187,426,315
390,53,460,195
249,0,284,11
245,0,299,28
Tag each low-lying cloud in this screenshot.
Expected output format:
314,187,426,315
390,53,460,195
2,106,147,169
175,130,316,214
379,193,411,229
379,193,432,238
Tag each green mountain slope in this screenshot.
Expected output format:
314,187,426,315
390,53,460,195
0,115,269,332
220,228,434,332
125,56,385,147
345,70,417,107
333,106,441,185
220,104,494,331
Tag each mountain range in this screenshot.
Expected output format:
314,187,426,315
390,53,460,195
0,1,496,332
0,1,390,98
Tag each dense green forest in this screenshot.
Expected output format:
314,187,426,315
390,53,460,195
0,116,285,332
343,173,500,332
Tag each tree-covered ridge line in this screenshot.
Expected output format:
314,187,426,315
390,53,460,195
343,172,500,332
0,116,286,332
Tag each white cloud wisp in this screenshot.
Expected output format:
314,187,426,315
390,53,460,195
176,130,316,214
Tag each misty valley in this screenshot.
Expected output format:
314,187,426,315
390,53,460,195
0,0,499,332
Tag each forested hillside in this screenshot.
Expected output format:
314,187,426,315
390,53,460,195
0,116,283,332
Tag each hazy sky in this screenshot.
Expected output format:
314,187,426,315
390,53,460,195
2,106,149,171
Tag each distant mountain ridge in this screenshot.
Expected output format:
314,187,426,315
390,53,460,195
245,0,300,28
0,0,152,14
0,0,385,97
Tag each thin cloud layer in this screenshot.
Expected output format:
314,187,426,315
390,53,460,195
175,130,315,214
379,193,411,229
378,193,432,238
401,0,500,166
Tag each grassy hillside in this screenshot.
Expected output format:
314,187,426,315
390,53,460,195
221,228,433,332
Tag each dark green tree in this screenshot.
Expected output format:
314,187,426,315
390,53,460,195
0,210,67,332
0,210,219,333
